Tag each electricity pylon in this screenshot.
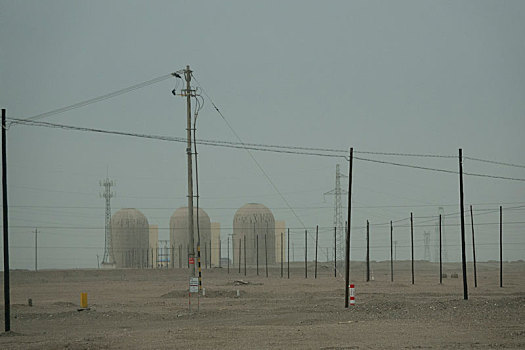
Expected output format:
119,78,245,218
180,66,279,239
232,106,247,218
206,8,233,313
324,164,347,262
100,176,115,265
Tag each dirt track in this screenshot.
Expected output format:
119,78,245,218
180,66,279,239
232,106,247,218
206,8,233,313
1,261,524,349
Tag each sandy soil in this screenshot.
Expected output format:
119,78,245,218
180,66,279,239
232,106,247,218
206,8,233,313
1,261,524,349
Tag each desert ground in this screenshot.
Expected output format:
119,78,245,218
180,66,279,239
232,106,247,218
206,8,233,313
1,260,524,349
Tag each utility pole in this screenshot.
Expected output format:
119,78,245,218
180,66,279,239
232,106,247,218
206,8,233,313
34,228,38,271
100,175,115,265
390,221,394,282
344,148,353,308
470,205,477,288
458,149,468,300
411,213,414,285
184,66,196,277
366,220,370,282
439,215,442,284
2,108,11,332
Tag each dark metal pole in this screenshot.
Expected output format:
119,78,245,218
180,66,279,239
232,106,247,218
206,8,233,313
459,148,468,300
345,147,353,308
315,225,318,279
287,229,290,279
244,236,246,276
2,108,11,332
470,205,477,288
34,228,38,272
227,237,230,274
390,221,394,282
334,226,337,278
304,230,308,279
265,234,268,278
256,234,259,276
238,238,241,274
280,232,284,278
366,220,370,282
500,205,503,288
265,223,269,278
439,215,442,284
411,213,414,285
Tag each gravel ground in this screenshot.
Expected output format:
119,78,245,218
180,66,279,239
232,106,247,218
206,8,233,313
1,261,524,349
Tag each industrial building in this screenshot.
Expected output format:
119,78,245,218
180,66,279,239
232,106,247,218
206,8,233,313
170,207,212,268
233,203,276,266
110,208,150,268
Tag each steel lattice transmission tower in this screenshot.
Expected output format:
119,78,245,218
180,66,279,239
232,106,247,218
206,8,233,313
324,164,347,261
100,177,116,265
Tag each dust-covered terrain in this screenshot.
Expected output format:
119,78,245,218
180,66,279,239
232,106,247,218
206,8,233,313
1,261,524,349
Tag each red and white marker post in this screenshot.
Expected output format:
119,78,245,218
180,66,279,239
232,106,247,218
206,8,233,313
349,284,355,305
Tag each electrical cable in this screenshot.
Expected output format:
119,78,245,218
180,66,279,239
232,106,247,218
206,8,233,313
191,74,308,230
16,73,174,122
465,156,525,169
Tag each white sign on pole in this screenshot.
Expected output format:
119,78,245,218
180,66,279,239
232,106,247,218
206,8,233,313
189,277,199,293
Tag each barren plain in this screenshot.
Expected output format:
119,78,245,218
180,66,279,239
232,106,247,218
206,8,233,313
1,261,524,349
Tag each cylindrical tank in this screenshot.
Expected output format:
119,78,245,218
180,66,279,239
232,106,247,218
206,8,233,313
170,207,211,268
110,208,149,268
233,203,275,266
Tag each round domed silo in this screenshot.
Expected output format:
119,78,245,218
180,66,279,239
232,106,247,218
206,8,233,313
170,207,211,268
110,208,149,268
233,203,275,267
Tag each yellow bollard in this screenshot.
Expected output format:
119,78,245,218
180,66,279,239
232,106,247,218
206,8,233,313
80,292,88,308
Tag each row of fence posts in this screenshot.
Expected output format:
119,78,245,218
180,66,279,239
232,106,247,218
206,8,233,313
220,204,504,289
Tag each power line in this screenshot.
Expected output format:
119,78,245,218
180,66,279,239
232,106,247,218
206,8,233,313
354,156,525,182
7,119,525,182
465,156,525,169
6,201,525,210
356,150,455,158
192,74,308,230
16,73,175,122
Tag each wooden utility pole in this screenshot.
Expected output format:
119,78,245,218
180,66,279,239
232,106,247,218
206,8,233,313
390,221,394,282
315,225,318,279
458,149,468,300
470,205,477,288
287,229,290,279
344,148,353,308
500,206,503,288
256,223,258,276
411,213,414,285
439,215,442,284
280,232,284,278
366,220,370,282
265,234,268,278
238,238,241,274
304,230,307,279
34,228,38,271
2,108,11,332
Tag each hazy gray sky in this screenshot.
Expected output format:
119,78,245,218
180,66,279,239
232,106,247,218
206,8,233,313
1,0,524,269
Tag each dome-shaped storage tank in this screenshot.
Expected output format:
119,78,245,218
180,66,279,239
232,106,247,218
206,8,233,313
170,207,211,268
233,203,275,266
110,208,149,268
